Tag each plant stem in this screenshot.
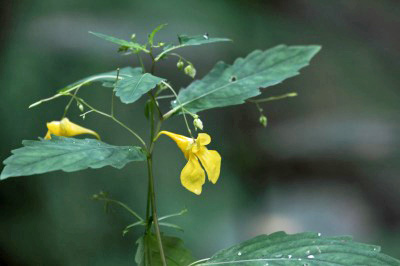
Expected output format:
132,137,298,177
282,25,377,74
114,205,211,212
146,155,166,266
143,53,167,266
67,93,147,148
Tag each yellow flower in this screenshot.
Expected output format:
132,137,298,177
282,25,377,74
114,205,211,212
44,118,100,140
157,131,221,195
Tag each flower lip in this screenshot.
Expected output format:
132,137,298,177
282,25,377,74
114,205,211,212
157,131,221,195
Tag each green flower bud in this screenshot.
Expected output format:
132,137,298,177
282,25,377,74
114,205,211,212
184,64,196,79
177,60,184,70
259,114,267,127
193,117,204,131
130,34,136,40
78,103,84,112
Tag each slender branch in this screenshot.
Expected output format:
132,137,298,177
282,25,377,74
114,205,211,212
67,93,147,148
156,94,175,100
155,44,185,61
160,81,194,138
62,87,80,118
247,92,298,104
94,195,143,221
29,74,123,108
158,208,188,221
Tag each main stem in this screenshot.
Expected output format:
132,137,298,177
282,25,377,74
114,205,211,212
144,52,167,266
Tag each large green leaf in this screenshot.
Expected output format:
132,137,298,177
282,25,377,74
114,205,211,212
199,232,400,265
168,45,321,115
89,31,147,52
114,72,165,104
1,136,146,180
135,233,194,266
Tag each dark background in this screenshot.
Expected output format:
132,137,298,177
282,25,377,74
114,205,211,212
1,0,399,265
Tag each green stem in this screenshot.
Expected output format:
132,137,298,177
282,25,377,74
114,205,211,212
160,81,194,138
143,53,167,266
146,156,166,266
62,88,80,118
67,93,147,148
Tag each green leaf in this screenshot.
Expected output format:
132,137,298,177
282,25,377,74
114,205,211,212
177,34,231,46
1,136,146,180
135,234,194,266
155,34,231,61
58,67,141,93
200,232,400,265
114,72,165,104
89,31,147,52
148,24,167,46
167,45,321,115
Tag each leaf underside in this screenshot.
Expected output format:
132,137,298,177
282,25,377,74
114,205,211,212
202,231,400,265
1,136,146,180
135,234,194,266
171,45,321,114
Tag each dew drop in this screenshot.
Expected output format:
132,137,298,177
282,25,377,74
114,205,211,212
237,252,242,256
306,250,310,255
307,255,315,259
288,255,292,259
317,233,322,237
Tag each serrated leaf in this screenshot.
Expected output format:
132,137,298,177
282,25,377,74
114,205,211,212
58,67,141,93
89,31,147,52
200,231,400,265
148,24,167,46
168,45,321,115
1,136,146,180
114,72,165,104
177,34,231,46
135,234,194,266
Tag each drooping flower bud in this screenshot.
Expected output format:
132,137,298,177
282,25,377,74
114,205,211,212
78,103,84,112
184,64,196,78
193,116,204,131
177,60,184,70
259,114,267,127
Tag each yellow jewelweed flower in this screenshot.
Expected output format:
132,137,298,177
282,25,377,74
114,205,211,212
158,131,221,195
44,118,100,140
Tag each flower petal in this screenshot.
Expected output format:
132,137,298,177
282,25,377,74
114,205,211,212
180,154,205,195
158,131,193,159
45,118,100,140
197,133,211,146
196,148,221,184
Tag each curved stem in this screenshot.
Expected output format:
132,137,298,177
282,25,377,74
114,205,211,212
67,93,147,148
160,81,194,138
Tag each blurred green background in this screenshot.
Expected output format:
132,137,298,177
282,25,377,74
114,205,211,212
1,0,400,265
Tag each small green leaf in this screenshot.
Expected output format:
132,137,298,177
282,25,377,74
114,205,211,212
200,232,400,265
58,67,141,93
114,73,165,104
167,45,321,116
135,234,194,266
155,34,231,61
148,24,167,46
1,136,146,180
177,34,231,46
89,31,147,52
